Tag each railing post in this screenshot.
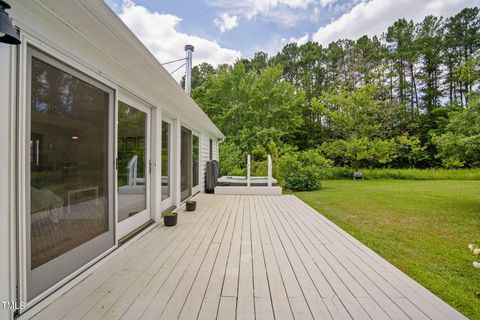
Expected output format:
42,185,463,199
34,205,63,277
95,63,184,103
127,155,138,186
267,154,272,187
247,154,251,187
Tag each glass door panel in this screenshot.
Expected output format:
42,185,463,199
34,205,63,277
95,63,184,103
27,49,114,301
117,100,151,239
117,102,147,222
161,121,170,201
180,127,192,201
192,135,199,190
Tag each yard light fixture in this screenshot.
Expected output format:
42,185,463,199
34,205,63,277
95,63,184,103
0,1,20,45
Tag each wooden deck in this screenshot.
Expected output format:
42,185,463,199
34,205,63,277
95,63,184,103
33,194,466,320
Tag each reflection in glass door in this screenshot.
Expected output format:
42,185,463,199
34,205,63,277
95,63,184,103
117,101,151,239
27,49,114,301
161,121,171,203
180,127,192,201
192,135,199,193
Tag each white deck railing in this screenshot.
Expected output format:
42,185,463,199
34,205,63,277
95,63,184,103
267,155,272,187
127,155,138,186
247,155,251,187
246,154,273,188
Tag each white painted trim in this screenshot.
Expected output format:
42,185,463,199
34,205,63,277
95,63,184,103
160,117,174,212
192,133,201,195
16,31,29,310
0,38,17,320
9,43,18,320
116,95,153,239
173,119,181,208
153,108,162,221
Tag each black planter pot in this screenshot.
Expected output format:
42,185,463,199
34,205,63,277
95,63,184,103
186,200,196,212
163,213,177,226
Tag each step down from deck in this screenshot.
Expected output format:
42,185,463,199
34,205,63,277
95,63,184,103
214,186,282,195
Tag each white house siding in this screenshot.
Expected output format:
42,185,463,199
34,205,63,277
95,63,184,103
199,135,219,192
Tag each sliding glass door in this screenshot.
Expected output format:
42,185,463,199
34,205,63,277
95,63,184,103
27,48,114,301
192,134,200,194
117,100,151,239
180,127,192,201
180,127,200,201
161,121,172,210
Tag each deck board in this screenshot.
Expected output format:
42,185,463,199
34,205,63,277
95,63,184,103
33,194,467,320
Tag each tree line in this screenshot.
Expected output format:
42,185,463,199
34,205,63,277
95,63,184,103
184,7,480,173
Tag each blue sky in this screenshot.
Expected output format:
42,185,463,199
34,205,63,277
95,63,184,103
106,0,477,81
108,0,352,57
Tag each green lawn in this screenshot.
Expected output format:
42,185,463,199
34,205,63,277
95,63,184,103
293,180,480,320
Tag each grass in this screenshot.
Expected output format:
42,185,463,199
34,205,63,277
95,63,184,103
319,167,480,180
293,180,480,320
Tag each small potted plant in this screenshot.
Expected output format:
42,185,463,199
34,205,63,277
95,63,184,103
186,199,196,212
163,212,177,226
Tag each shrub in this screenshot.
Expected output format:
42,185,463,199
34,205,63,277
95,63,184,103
219,142,243,176
278,150,331,191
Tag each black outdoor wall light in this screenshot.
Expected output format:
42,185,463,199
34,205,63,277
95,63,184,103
0,1,21,45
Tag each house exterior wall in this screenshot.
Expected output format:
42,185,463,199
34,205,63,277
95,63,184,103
199,136,220,193
0,1,224,319
0,44,15,320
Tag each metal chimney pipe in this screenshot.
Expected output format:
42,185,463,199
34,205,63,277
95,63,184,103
184,44,194,96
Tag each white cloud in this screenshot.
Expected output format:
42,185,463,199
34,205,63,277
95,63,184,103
281,32,310,45
118,0,241,81
209,0,325,26
313,0,478,45
214,13,239,33
319,0,335,7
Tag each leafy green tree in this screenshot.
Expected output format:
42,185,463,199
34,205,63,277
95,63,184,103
181,62,215,91
188,6,480,171
417,15,444,112
193,61,305,158
386,19,419,113
434,54,480,167
444,7,480,106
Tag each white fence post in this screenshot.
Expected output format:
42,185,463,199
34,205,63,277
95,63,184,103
267,154,272,187
127,155,138,186
247,154,251,187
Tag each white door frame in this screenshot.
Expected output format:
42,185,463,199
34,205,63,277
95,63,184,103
191,133,201,195
116,92,153,240
17,39,117,310
160,117,174,211
180,123,201,197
